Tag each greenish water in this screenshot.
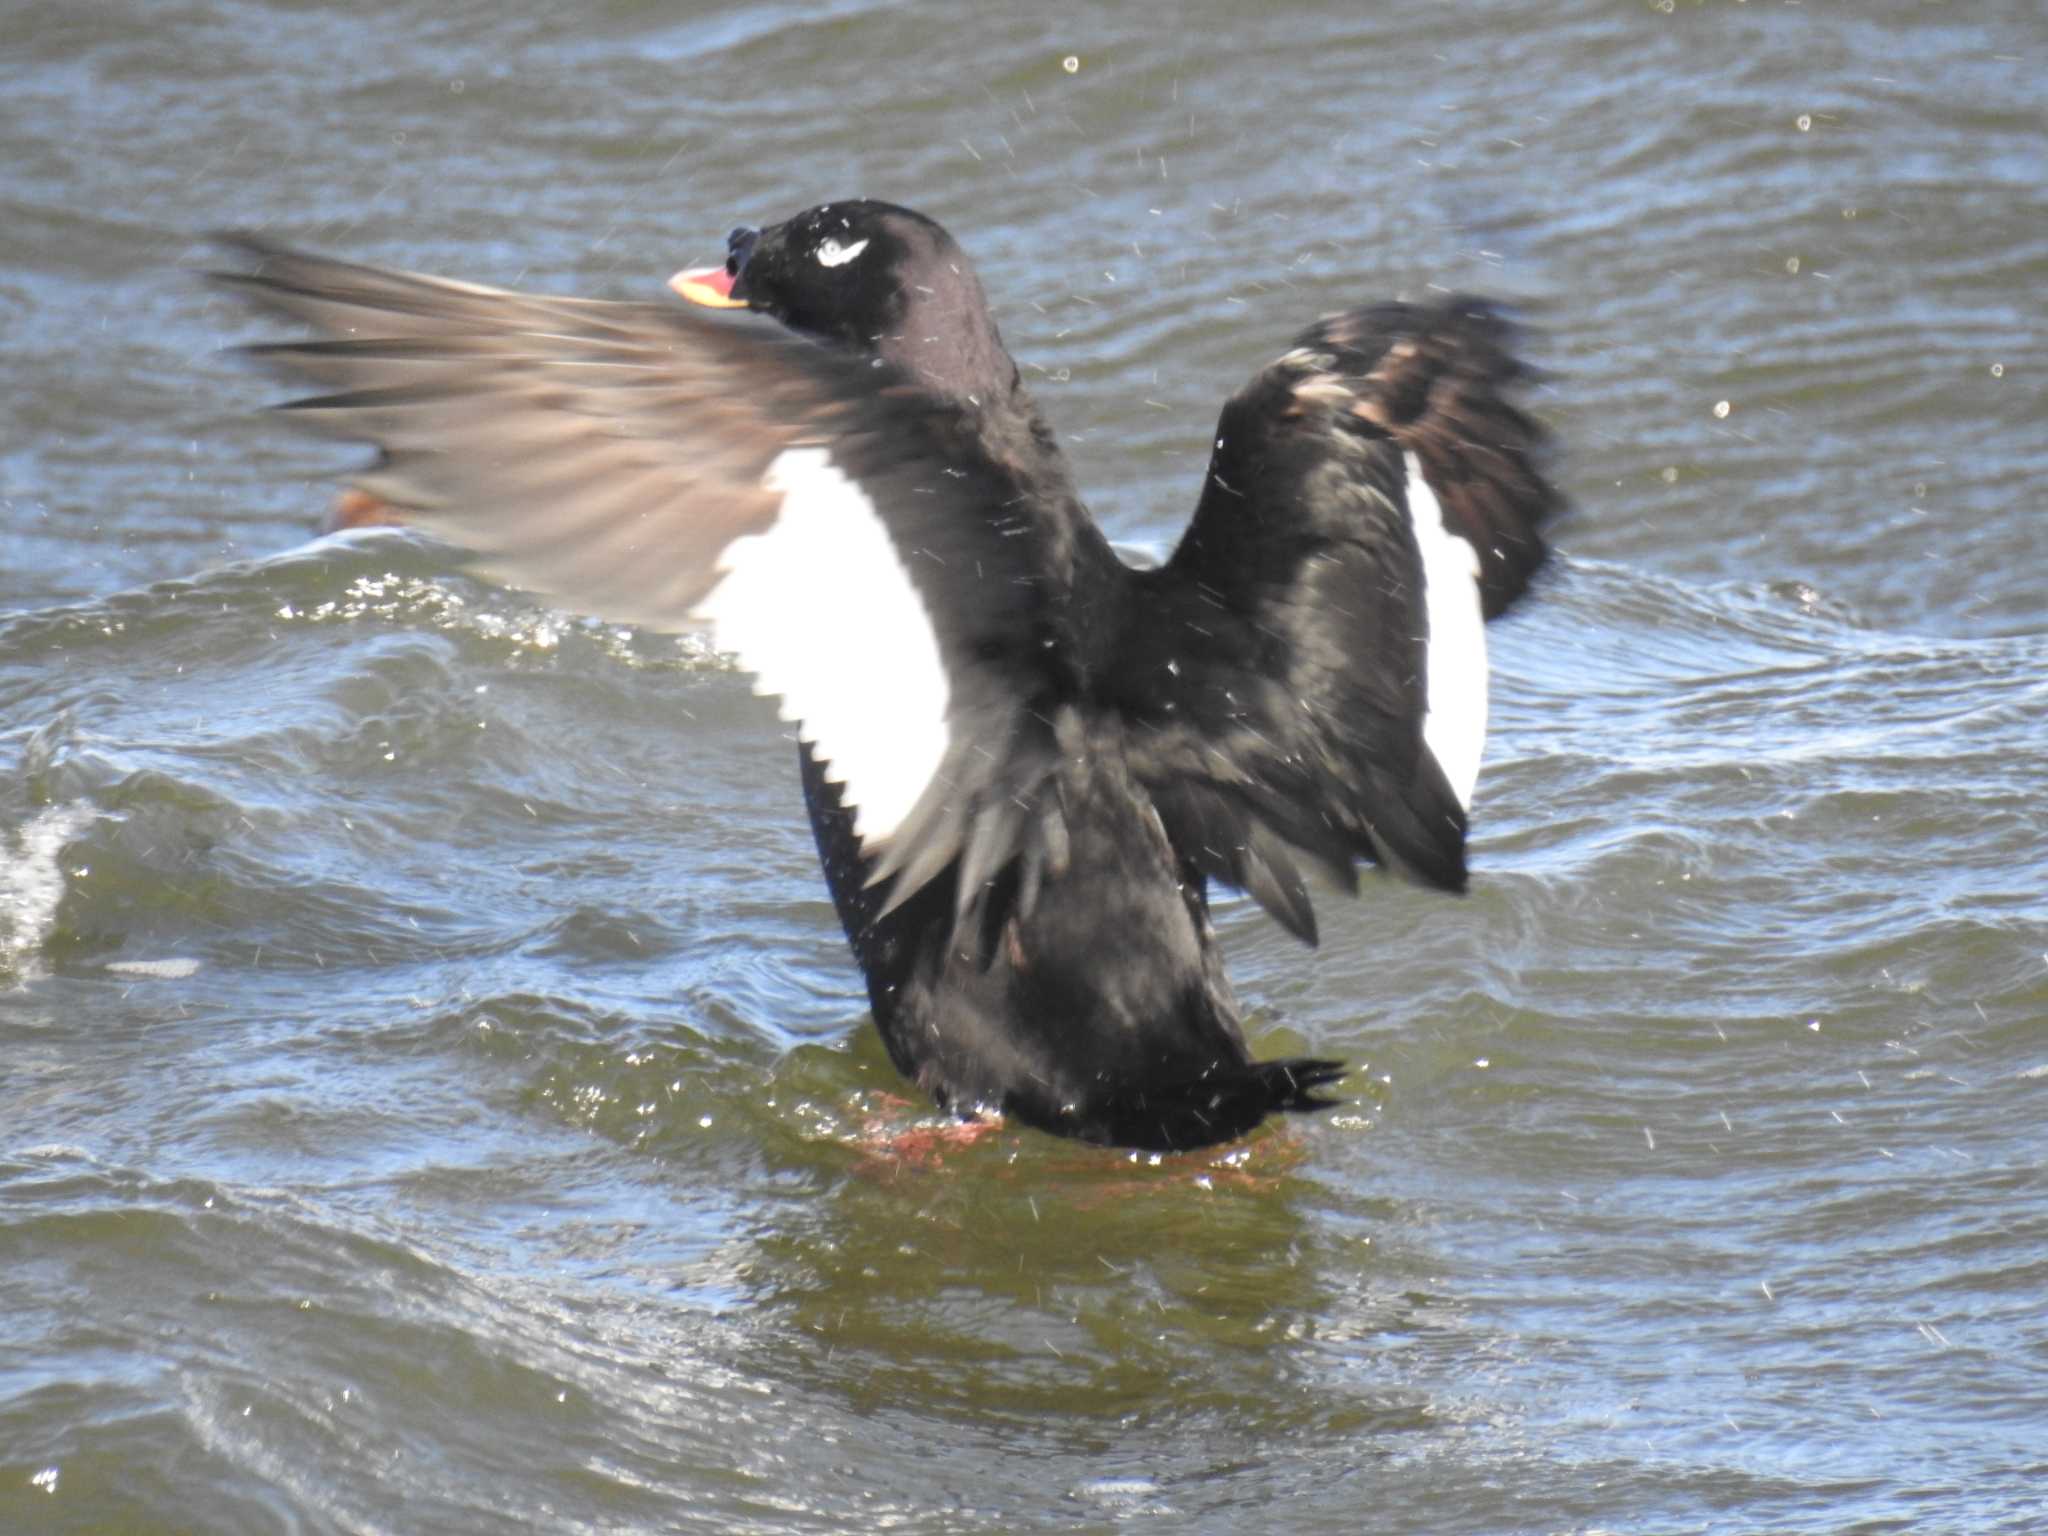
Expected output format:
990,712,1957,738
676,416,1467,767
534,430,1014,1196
3,2,2044,1532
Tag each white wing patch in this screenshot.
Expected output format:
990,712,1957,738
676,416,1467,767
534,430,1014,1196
1405,452,1488,810
815,237,870,269
692,448,950,846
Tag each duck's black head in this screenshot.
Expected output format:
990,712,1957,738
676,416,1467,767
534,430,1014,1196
671,199,1019,403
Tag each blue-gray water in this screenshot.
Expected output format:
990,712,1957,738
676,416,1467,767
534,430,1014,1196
3,2,2045,1532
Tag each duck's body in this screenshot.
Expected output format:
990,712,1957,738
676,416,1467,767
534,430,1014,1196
807,717,1301,1149
217,200,1558,1150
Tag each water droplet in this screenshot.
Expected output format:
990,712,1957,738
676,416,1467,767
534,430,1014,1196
1061,55,1080,74
1713,400,1731,419
1795,113,1812,132
1989,362,2004,378
1784,255,1801,274
450,78,465,94
1661,466,1679,484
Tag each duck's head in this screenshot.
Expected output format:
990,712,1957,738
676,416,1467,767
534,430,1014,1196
671,199,1016,401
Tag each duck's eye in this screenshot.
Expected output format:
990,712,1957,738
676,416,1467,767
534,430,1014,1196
815,237,869,269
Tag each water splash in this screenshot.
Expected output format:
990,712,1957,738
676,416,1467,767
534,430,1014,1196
0,801,98,983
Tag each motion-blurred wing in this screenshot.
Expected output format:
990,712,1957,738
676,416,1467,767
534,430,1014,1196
214,235,1066,911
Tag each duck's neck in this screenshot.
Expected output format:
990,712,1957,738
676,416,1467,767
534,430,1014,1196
877,271,1021,410
890,299,1127,673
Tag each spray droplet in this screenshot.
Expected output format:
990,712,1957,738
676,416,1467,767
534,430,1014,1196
1989,362,2004,378
1661,466,1679,484
1061,55,1080,74
1785,255,1801,274
1795,113,1812,132
1713,400,1731,419
450,78,465,94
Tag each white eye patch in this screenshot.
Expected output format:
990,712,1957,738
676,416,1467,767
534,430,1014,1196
815,237,869,268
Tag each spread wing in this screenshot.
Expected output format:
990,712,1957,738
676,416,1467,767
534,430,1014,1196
212,235,1067,916
1110,297,1560,944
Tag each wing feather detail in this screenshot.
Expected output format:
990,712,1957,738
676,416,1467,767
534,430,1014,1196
1108,297,1560,941
212,235,1064,910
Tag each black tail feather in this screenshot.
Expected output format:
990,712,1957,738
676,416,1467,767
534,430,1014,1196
1031,1056,1349,1153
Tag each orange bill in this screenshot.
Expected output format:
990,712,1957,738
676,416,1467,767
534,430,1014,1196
669,264,747,308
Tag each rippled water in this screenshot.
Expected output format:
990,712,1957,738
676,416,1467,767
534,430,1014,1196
4,2,2045,1532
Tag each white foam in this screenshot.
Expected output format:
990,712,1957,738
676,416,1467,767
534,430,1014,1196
2,802,99,983
105,957,203,980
